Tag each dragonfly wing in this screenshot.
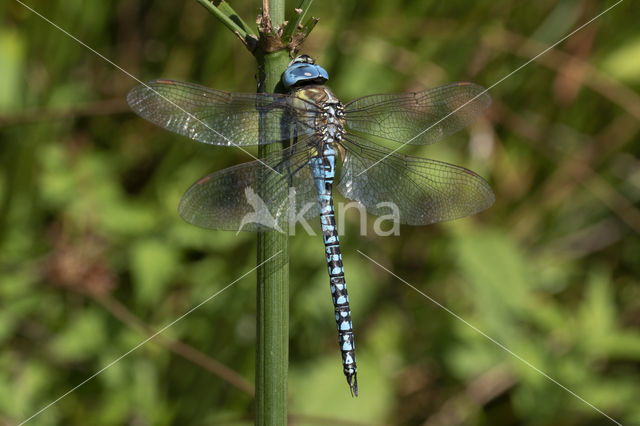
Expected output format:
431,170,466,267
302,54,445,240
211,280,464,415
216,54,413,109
336,134,495,225
344,82,491,146
179,143,320,231
127,80,317,146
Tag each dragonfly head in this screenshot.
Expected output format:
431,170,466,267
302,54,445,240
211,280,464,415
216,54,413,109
282,55,329,89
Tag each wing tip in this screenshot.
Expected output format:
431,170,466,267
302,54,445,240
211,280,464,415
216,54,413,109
459,81,492,107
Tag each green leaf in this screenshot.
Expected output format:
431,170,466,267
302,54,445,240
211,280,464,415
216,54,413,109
49,309,107,361
289,354,392,423
578,267,615,352
0,29,25,111
601,37,640,83
99,201,158,235
131,239,179,306
13,362,51,420
451,228,531,334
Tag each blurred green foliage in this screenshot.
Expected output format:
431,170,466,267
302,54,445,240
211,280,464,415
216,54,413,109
2,0,640,425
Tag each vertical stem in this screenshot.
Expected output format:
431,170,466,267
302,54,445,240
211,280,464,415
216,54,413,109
255,1,289,425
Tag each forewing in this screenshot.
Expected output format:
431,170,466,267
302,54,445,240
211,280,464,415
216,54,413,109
344,82,491,146
179,142,320,231
127,80,317,146
337,135,495,225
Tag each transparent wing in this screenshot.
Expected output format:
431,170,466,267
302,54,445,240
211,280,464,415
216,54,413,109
336,134,495,225
179,141,321,231
344,82,491,146
127,80,318,146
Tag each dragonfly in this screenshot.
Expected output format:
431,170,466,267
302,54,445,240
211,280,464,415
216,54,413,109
127,55,494,397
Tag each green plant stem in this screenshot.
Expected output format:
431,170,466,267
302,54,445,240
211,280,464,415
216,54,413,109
255,1,290,425
197,0,314,422
195,0,258,49
216,1,256,36
283,0,314,40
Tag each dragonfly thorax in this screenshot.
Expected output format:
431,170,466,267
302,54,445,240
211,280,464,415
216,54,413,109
318,101,346,143
294,85,346,145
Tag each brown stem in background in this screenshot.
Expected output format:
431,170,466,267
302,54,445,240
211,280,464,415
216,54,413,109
0,98,129,127
482,27,640,121
491,101,640,237
423,365,517,426
91,291,255,396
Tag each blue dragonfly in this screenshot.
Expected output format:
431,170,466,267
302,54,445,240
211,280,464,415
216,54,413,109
127,55,494,396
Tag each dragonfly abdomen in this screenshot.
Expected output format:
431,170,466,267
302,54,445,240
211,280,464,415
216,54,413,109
325,225,358,397
310,143,358,397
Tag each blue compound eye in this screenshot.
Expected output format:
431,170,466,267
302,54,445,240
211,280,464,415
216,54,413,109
282,56,329,88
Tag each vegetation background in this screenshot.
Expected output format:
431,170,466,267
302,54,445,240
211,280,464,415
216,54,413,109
2,0,640,424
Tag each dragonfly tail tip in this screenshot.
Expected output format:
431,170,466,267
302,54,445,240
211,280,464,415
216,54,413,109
347,373,358,397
